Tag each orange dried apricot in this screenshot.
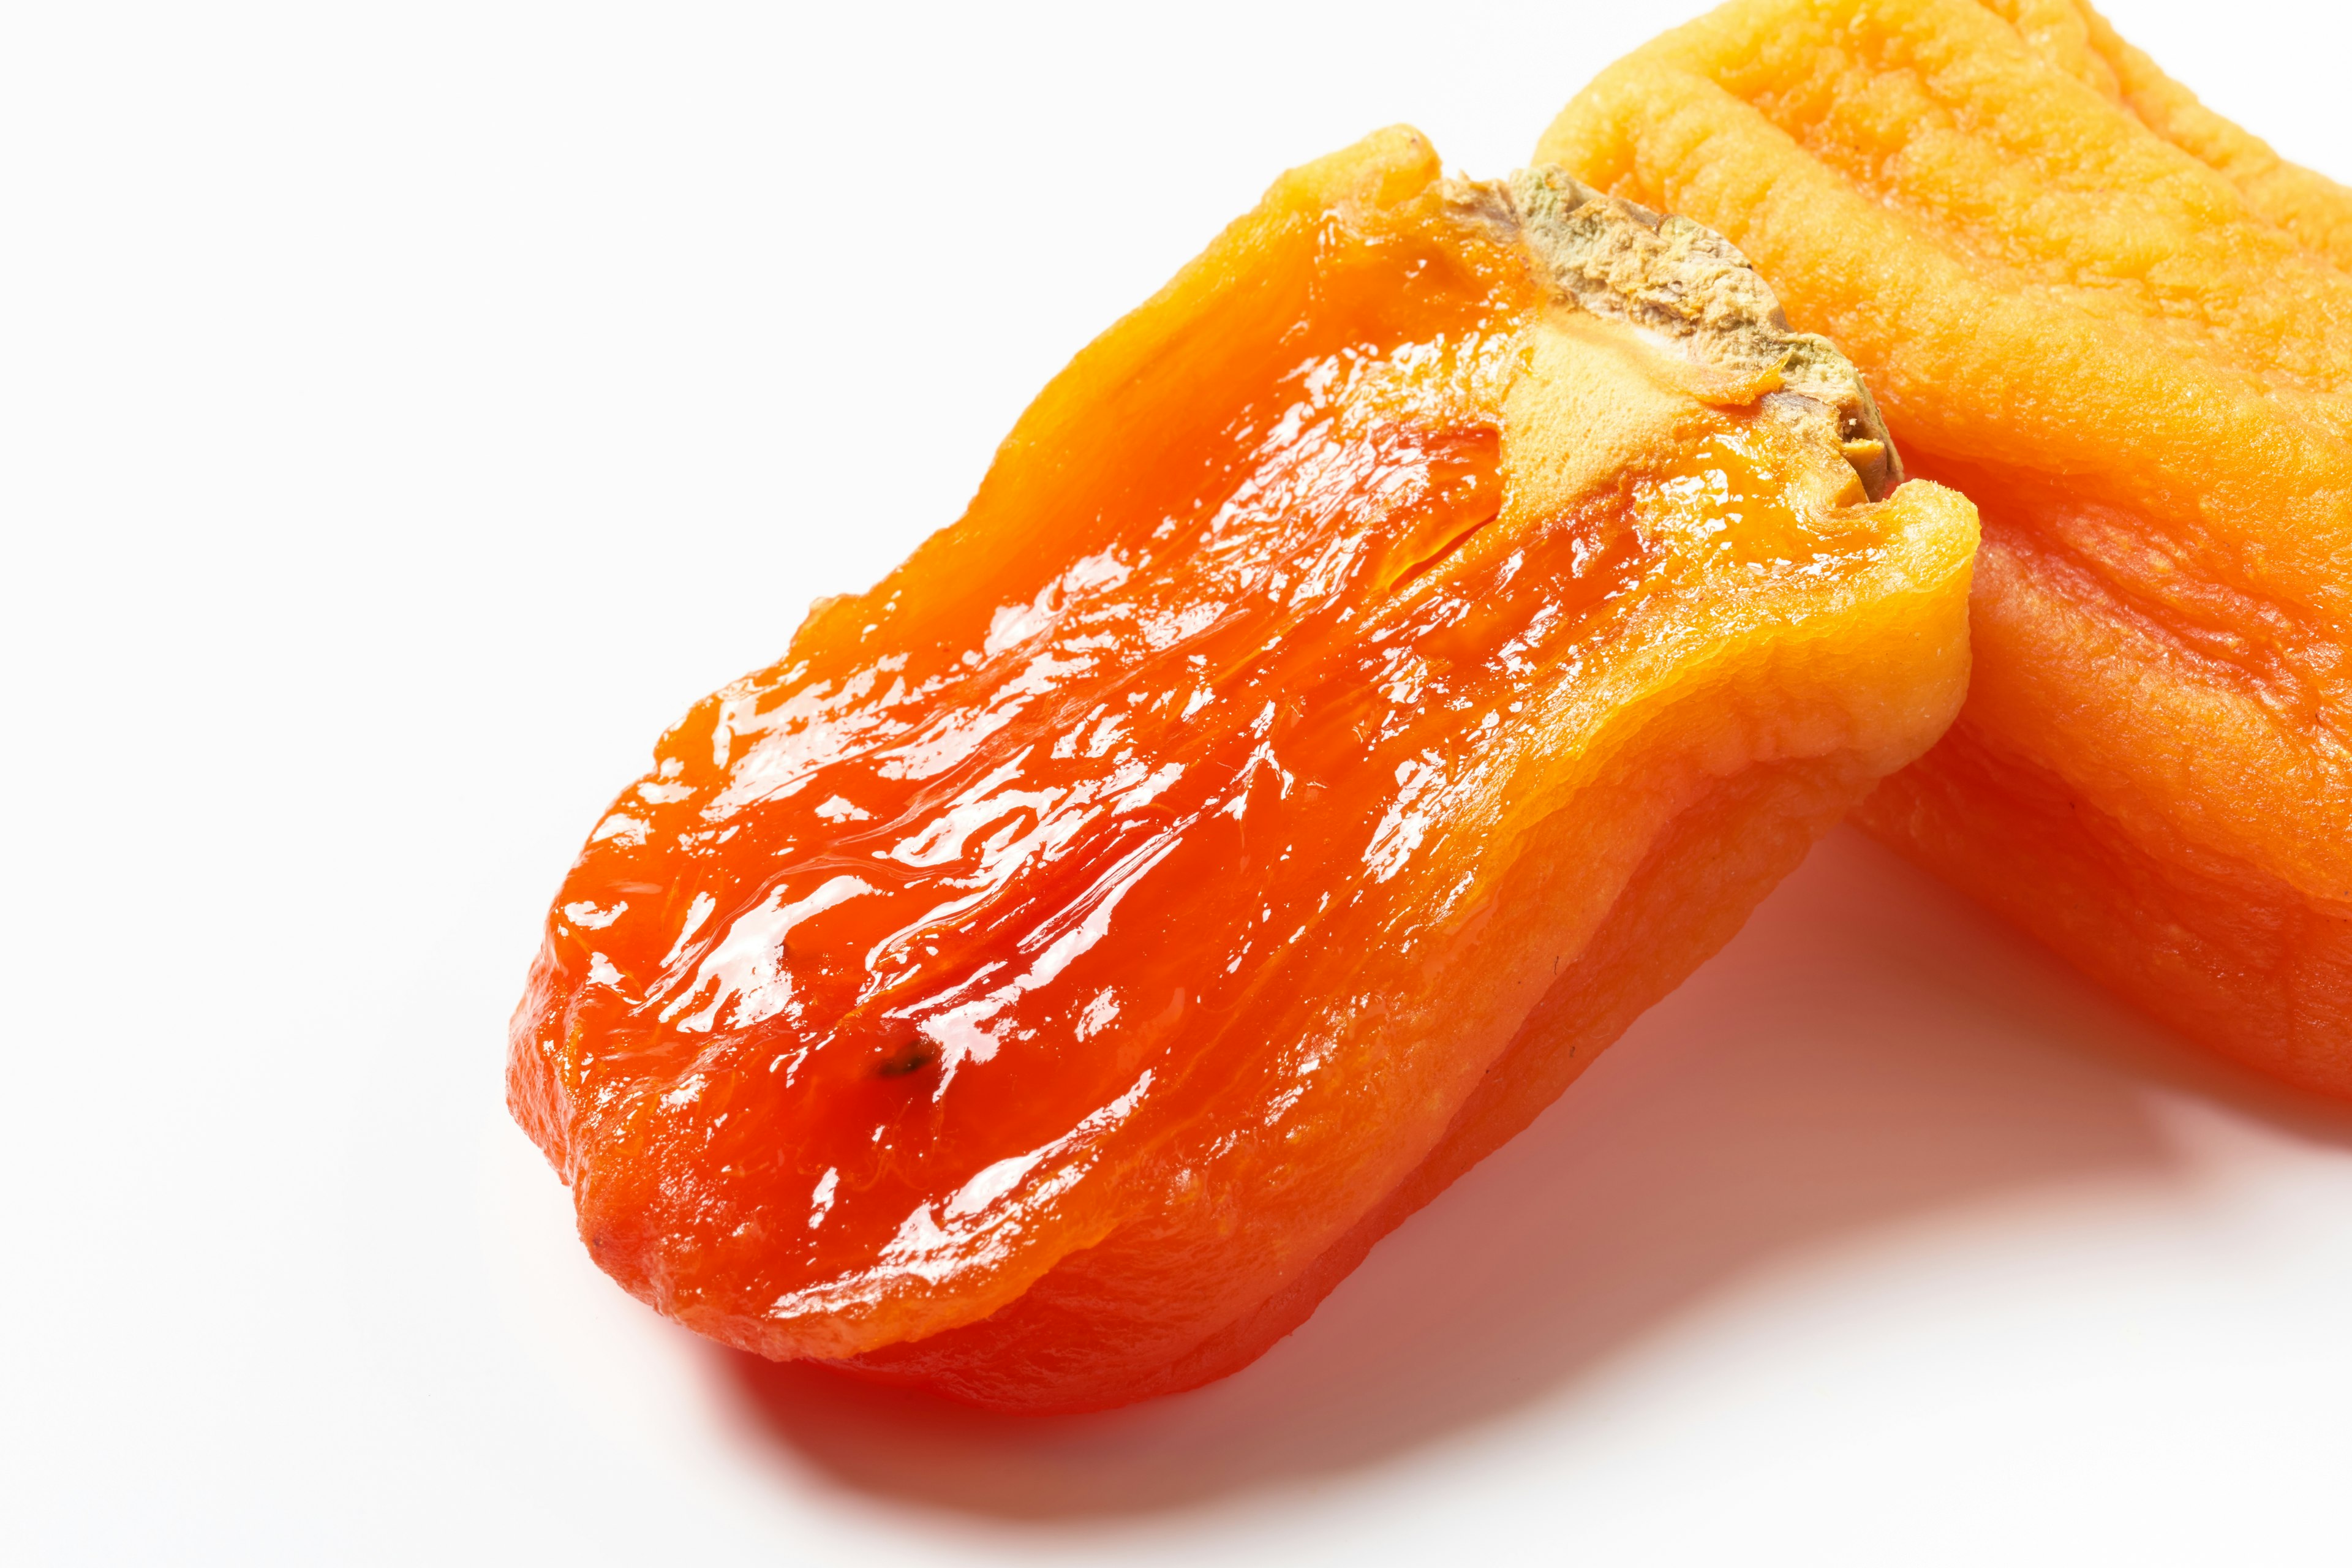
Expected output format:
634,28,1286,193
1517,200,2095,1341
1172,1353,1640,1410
1542,0,2352,1095
509,129,1977,1410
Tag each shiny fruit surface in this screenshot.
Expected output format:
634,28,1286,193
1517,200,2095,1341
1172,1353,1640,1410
510,128,1977,1409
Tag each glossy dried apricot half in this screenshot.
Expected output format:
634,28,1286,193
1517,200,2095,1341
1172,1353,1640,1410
509,128,1977,1411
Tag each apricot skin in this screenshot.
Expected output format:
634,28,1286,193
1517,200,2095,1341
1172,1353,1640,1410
1542,0,2352,1095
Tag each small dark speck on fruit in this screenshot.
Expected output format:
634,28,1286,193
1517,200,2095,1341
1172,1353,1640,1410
877,1039,938,1078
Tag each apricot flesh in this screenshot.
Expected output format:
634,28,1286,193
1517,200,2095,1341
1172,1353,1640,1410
509,128,1977,1410
1542,0,2352,1095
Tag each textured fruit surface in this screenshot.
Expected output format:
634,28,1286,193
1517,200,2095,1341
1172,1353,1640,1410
1542,0,2352,1095
509,127,1977,1411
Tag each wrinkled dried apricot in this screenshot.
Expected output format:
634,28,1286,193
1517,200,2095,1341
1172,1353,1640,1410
1542,0,2352,1095
509,128,1977,1410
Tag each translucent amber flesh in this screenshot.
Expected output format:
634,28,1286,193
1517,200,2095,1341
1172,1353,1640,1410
1540,0,2352,1093
511,130,1977,1409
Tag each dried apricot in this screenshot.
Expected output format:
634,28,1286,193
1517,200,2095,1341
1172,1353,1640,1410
509,129,1977,1410
1542,0,2352,1095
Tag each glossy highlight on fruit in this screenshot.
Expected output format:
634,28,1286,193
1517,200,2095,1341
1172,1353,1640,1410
509,127,1978,1411
1541,0,2352,1095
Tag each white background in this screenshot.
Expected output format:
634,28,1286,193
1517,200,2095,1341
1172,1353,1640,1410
8,1,2352,1562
